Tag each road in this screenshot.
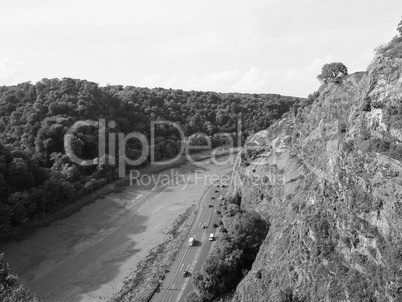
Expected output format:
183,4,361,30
1,157,234,302
152,179,228,302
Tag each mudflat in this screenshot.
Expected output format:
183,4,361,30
0,155,234,302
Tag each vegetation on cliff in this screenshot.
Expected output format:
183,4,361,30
376,17,402,58
190,201,269,301
228,18,402,302
317,62,348,84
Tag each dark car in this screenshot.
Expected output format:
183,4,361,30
209,204,213,207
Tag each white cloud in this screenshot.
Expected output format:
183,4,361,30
137,74,161,87
177,67,278,93
283,54,333,86
0,58,23,83
135,68,278,93
306,55,333,73
229,67,270,92
188,70,240,91
286,69,297,81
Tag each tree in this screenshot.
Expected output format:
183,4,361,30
7,158,34,192
0,78,302,235
192,208,269,299
0,253,39,301
398,18,402,36
317,62,348,83
0,203,11,239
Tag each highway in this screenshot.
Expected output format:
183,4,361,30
152,178,228,302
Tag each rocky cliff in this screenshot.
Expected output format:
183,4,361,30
228,55,402,302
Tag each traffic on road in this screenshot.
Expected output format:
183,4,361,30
152,180,228,302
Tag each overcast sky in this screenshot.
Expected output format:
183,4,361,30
0,0,401,97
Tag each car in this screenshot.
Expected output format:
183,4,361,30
221,184,226,188
202,224,207,229
182,270,188,277
209,233,215,241
219,196,223,200
216,210,221,215
209,204,213,207
215,190,219,193
211,197,216,199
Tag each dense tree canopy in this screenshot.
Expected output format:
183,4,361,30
0,78,302,239
192,204,269,300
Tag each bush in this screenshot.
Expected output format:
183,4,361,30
376,18,402,58
0,254,40,302
192,209,269,299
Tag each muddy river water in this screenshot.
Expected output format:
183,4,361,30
0,156,234,301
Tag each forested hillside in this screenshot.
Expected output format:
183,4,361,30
0,78,302,239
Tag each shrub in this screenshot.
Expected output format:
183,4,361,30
376,18,402,58
0,254,40,302
192,210,269,299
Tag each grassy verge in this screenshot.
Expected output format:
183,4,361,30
112,205,197,302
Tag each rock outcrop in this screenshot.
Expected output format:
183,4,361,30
229,55,402,302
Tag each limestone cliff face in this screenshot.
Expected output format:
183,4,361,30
229,55,402,302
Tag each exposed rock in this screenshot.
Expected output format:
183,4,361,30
229,55,402,302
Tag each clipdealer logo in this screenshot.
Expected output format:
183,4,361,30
63,118,243,178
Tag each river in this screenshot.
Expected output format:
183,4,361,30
0,155,234,301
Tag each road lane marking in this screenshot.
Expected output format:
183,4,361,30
155,178,230,302
175,232,206,301
158,202,206,301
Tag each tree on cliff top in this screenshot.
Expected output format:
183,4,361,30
317,62,348,84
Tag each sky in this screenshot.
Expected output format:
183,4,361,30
0,0,401,97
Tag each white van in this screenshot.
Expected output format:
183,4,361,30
209,233,214,241
189,237,195,246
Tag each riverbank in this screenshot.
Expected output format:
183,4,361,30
3,148,237,242
0,152,236,301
